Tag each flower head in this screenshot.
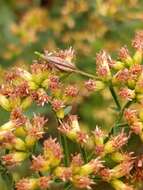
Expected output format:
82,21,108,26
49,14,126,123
31,89,50,106
99,167,112,181
44,137,63,166
71,153,83,167
65,85,78,97
77,131,89,145
48,75,60,90
31,155,49,172
118,88,135,101
72,175,94,189
38,176,51,189
124,109,138,124
118,46,130,61
2,152,28,167
10,108,27,127
51,99,64,111
132,30,143,50
54,167,72,181
114,69,129,84
111,159,134,179
31,61,49,74
96,50,112,80
32,114,48,129
16,178,37,190
104,130,130,154
84,79,96,91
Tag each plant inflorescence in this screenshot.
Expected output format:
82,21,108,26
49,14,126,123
0,31,143,190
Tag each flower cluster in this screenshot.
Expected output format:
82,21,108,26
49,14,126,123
1,31,143,190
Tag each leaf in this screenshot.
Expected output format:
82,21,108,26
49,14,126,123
0,174,10,190
64,106,72,116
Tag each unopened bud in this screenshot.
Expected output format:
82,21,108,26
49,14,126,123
79,158,103,176
54,167,72,181
0,94,11,111
113,61,125,71
2,152,28,167
118,46,133,67
133,50,142,65
14,138,26,151
21,97,32,110
111,179,133,190
16,178,38,190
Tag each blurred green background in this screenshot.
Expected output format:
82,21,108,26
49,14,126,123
0,0,143,127
0,1,143,189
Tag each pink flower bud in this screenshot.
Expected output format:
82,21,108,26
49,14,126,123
10,108,27,127
124,109,138,124
43,137,63,166
110,160,134,178
104,130,129,154
38,176,51,189
65,85,78,97
72,175,94,189
54,167,72,181
2,152,28,167
16,178,38,190
31,155,49,172
80,158,104,175
118,88,135,101
31,89,50,106
118,46,133,66
96,50,112,80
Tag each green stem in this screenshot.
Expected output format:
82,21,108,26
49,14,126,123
61,134,70,166
115,123,128,127
79,145,88,163
109,85,121,111
113,101,132,134
65,183,72,190
58,119,70,166
117,101,132,124
74,69,97,79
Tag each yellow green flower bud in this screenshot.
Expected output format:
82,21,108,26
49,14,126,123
21,97,32,110
14,126,26,137
14,138,26,151
0,94,11,111
133,50,142,65
25,135,36,148
113,61,125,71
111,179,133,190
0,121,15,131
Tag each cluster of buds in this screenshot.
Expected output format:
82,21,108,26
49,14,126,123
124,108,143,141
58,115,90,146
1,31,143,190
16,176,51,190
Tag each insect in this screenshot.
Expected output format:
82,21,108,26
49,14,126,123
35,47,76,72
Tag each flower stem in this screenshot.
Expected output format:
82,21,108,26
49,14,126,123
64,183,72,190
61,134,70,166
74,69,97,79
116,123,128,127
113,101,132,134
109,85,121,111
58,119,70,166
79,145,88,163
